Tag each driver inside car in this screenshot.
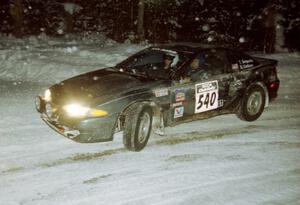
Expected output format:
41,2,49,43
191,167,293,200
152,52,179,78
163,53,179,70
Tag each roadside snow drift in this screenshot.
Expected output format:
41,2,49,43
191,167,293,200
0,35,144,83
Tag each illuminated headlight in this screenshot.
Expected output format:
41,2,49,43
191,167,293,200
44,89,51,102
63,104,108,118
63,104,89,117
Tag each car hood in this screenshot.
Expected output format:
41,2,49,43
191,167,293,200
50,68,158,106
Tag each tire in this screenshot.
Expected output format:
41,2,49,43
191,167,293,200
123,103,153,151
237,84,266,121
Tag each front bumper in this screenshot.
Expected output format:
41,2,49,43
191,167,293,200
41,114,80,140
36,96,116,143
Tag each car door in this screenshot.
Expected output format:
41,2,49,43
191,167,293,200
169,49,233,123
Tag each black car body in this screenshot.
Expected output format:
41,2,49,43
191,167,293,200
35,44,280,151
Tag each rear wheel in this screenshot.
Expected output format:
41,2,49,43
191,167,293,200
237,84,265,121
123,103,153,151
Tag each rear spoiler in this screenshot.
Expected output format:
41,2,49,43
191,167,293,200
253,57,278,67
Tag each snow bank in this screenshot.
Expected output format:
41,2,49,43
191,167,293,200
0,34,145,84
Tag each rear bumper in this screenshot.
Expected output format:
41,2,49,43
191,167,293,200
267,80,280,100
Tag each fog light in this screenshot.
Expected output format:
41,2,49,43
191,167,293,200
44,89,51,102
45,103,53,117
35,96,42,112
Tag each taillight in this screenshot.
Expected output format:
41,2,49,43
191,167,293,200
269,82,279,90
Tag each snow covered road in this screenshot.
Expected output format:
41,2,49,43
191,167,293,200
0,48,299,204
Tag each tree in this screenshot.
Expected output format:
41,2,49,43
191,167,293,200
137,0,145,42
62,2,82,33
263,4,276,53
9,0,23,37
280,0,300,51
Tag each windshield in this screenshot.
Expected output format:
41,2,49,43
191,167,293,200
116,48,188,80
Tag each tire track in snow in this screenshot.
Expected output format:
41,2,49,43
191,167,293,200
1,115,299,175
113,168,300,205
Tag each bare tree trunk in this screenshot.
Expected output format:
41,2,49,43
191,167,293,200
130,0,134,31
9,0,23,38
137,0,145,42
65,12,74,33
264,2,276,53
275,13,284,52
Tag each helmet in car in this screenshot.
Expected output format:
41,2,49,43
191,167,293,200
164,53,179,67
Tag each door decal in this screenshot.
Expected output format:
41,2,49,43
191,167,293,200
175,89,186,102
195,80,219,113
154,88,169,97
174,106,184,118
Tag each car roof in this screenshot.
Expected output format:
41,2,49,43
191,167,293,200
151,43,226,54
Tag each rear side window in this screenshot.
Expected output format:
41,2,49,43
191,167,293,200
205,50,229,74
186,49,229,75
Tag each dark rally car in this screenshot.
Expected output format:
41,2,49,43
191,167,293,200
35,44,280,151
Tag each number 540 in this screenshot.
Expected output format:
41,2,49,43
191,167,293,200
197,92,217,110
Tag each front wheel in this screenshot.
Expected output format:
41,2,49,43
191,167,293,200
123,103,153,151
237,84,266,121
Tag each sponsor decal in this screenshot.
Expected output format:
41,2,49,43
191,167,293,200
175,90,185,102
174,106,184,118
238,59,254,69
195,80,219,113
234,80,242,87
171,102,183,108
154,88,168,97
218,99,224,107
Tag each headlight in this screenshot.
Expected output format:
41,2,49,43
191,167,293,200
63,104,89,117
44,89,51,102
63,103,108,118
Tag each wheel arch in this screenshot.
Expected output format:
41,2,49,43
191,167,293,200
236,81,267,121
115,100,162,133
248,69,270,107
247,81,269,108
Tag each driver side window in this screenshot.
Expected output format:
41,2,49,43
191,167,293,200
128,51,164,68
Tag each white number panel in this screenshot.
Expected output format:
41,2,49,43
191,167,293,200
195,80,219,113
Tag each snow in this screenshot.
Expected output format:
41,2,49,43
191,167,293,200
239,37,246,43
207,36,213,42
0,35,145,84
0,36,300,205
62,3,82,15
